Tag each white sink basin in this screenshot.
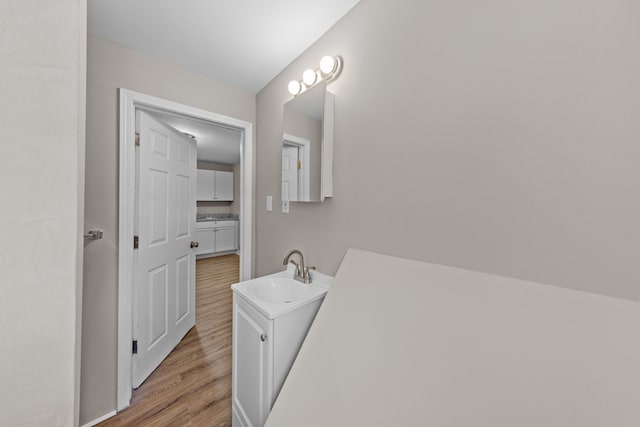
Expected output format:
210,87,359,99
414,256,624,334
246,277,317,304
231,267,332,319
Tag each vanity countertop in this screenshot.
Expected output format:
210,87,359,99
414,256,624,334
197,213,238,222
231,265,333,319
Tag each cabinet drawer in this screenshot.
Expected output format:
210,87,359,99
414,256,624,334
196,220,236,229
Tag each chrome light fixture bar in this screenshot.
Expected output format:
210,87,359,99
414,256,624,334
288,55,343,96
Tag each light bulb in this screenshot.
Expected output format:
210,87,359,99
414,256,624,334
320,56,337,74
302,69,317,86
288,80,302,95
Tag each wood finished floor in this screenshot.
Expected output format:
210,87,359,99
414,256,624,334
98,254,239,427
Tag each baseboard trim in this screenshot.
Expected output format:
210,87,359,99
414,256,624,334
80,410,117,427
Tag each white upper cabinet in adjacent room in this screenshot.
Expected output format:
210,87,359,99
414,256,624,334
214,170,234,201
196,169,215,200
196,169,234,201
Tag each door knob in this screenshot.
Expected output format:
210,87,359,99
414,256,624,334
190,241,199,248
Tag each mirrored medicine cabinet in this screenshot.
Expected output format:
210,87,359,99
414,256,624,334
281,82,334,203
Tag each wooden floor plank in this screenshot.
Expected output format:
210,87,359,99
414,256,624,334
98,254,238,427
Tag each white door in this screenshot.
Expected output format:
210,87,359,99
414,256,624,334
133,110,197,388
281,145,299,202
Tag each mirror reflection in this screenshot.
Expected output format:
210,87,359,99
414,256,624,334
282,82,333,203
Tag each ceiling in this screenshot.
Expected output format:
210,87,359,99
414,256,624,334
87,0,360,93
146,110,242,164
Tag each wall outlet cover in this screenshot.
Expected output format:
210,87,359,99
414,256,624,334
282,200,289,214
266,196,273,211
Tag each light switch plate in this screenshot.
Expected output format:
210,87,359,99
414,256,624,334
282,200,289,214
266,196,272,211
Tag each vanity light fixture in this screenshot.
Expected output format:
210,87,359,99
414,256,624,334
319,55,338,75
288,80,303,96
288,55,342,96
302,69,318,86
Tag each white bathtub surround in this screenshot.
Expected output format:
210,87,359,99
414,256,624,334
266,249,640,427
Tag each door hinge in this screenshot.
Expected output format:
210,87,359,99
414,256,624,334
297,160,301,170
133,235,139,249
135,132,140,147
132,340,138,354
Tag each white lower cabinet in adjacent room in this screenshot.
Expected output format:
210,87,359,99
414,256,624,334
231,290,325,427
194,220,238,256
195,228,216,255
215,223,237,252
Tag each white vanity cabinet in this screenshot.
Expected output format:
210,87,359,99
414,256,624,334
232,295,273,427
195,220,237,256
196,169,234,201
231,283,326,427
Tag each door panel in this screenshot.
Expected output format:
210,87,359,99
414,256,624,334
148,264,168,348
175,255,190,323
149,170,168,246
150,129,169,159
133,110,197,388
282,145,298,202
176,174,191,238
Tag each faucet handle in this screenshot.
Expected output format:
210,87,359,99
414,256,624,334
304,266,316,280
289,260,301,276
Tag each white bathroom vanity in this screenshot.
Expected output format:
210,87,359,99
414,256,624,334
231,266,332,427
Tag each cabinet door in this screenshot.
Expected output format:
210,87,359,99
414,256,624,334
196,169,215,201
215,225,237,252
233,296,273,427
214,170,234,201
195,229,215,255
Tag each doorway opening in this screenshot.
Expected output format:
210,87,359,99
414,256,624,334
117,89,253,410
281,133,310,202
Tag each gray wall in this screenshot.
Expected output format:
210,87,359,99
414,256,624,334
0,1,86,426
255,0,640,300
82,35,255,424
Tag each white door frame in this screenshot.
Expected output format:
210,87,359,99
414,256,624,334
283,133,310,201
117,88,253,410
